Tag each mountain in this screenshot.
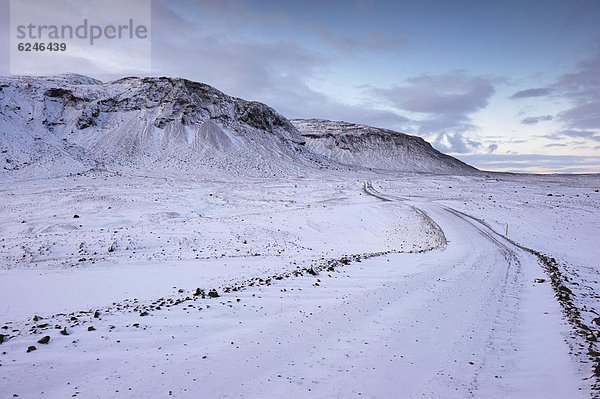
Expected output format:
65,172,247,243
0,74,322,179
291,119,476,174
0,74,475,178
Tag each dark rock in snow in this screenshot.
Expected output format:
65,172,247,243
37,336,50,344
26,345,37,353
208,289,219,298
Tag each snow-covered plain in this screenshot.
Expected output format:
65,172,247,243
1,171,598,398
0,74,598,398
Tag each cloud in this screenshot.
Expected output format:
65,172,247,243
431,132,483,154
545,143,569,147
367,71,500,135
314,26,406,54
487,143,499,153
543,130,600,146
561,130,600,142
552,47,600,132
456,153,600,174
521,115,553,125
561,130,595,138
509,87,553,99
525,46,600,149
558,102,600,130
371,72,496,115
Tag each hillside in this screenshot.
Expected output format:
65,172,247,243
0,74,476,179
291,119,476,174
0,74,322,179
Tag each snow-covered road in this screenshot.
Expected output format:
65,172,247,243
0,184,587,398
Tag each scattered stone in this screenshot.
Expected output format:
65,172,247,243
586,333,597,342
208,289,219,298
140,311,149,317
533,278,546,283
26,345,37,353
593,317,600,326
93,310,100,318
60,327,70,336
0,334,4,344
37,336,50,344
558,285,573,299
73,214,80,218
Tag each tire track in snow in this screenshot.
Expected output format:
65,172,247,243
443,206,600,395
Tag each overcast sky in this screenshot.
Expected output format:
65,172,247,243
1,0,599,173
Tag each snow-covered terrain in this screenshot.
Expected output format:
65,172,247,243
1,75,599,398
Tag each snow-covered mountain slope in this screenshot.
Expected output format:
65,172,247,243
0,74,477,179
291,118,477,174
0,74,323,179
